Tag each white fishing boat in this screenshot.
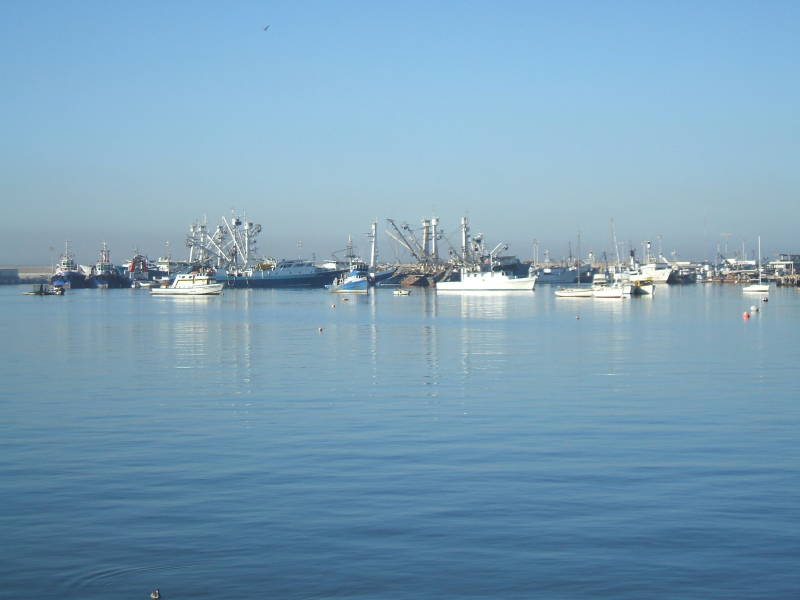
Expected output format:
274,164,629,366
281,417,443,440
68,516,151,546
436,267,536,292
743,236,770,293
150,272,223,296
393,289,410,296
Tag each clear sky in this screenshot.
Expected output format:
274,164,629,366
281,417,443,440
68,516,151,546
1,0,798,265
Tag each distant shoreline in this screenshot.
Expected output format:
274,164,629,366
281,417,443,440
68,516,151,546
0,266,51,284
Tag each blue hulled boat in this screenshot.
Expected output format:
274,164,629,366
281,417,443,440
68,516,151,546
325,267,370,294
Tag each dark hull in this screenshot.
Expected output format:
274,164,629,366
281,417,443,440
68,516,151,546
533,265,595,284
50,272,88,289
221,271,340,289
89,273,132,289
369,267,398,286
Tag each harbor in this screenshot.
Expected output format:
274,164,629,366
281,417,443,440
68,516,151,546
6,213,800,295
4,1,799,598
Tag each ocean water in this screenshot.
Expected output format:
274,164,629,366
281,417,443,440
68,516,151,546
1,283,798,599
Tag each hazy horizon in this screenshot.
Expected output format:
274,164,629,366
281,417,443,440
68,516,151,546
2,1,798,265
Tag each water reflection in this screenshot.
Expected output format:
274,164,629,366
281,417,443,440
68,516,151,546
421,288,438,317
437,290,521,319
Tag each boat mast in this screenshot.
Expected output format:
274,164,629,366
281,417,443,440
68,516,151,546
430,217,439,263
368,220,378,269
460,216,470,264
757,235,762,284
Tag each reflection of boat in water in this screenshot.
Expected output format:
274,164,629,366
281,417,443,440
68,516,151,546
436,267,536,292
151,272,223,295
326,267,370,293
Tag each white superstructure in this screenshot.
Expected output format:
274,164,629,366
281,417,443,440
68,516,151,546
151,272,224,296
437,268,536,292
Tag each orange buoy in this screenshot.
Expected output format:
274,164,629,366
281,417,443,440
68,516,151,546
742,311,750,320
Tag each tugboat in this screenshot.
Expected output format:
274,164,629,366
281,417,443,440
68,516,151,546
88,242,131,288
50,241,88,289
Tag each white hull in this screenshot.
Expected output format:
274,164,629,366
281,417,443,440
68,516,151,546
592,286,625,298
631,282,655,295
637,263,674,284
437,270,536,291
151,272,223,296
151,285,223,296
555,287,593,298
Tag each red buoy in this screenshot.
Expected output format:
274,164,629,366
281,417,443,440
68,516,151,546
742,312,750,320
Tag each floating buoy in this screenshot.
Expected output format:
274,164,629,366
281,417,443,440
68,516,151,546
331,304,336,308
343,298,349,302
150,591,160,600
318,327,323,333
750,305,759,312
762,296,769,302
576,315,580,320
742,311,750,320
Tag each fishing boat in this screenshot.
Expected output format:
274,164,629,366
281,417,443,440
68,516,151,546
743,236,770,293
88,242,130,289
150,271,223,296
531,263,594,284
436,266,536,292
221,260,342,288
51,241,88,289
393,289,410,296
326,267,370,294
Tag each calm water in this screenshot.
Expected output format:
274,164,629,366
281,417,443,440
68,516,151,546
1,283,798,599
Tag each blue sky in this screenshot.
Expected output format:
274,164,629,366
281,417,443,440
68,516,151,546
1,0,798,265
